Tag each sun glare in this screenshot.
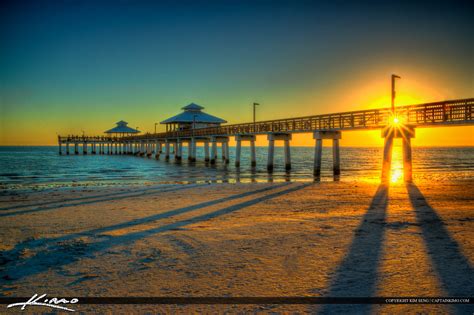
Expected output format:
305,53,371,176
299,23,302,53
390,146,404,184
389,115,402,127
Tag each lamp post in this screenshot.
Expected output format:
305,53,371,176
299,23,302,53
154,123,158,134
253,102,259,132
192,114,197,137
391,74,401,113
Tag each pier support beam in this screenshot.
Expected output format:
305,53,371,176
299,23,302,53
153,141,158,159
267,137,274,171
332,138,340,175
187,140,193,162
58,140,62,155
156,141,162,159
221,142,226,161
75,143,79,155
210,138,217,165
209,136,228,164
140,141,145,156
250,138,256,167
147,141,152,158
176,140,182,161
190,138,196,162
381,130,394,182
313,131,342,178
165,140,170,160
92,143,96,155
381,126,415,183
267,133,291,172
234,135,257,168
284,138,291,171
314,139,322,177
83,142,88,155
235,138,241,167
224,140,230,164
403,136,413,182
66,142,70,155
204,141,210,162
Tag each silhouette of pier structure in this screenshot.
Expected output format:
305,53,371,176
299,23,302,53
58,98,473,182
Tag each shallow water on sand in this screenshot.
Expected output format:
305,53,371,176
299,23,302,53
0,146,473,190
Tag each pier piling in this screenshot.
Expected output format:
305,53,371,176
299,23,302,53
267,136,274,171
235,137,241,167
176,140,182,160
332,138,340,175
314,138,322,177
284,138,291,171
313,131,342,178
165,140,170,160
381,126,415,183
381,128,395,182
204,141,210,162
267,133,291,172
250,138,256,167
210,138,217,165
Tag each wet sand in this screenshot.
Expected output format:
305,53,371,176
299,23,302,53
0,180,473,313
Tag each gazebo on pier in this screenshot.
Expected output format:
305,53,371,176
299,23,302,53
160,103,227,132
105,120,140,136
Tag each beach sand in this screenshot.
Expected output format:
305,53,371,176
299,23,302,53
0,180,473,313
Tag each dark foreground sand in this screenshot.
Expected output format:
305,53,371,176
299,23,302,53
0,180,473,314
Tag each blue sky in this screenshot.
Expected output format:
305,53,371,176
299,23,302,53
1,0,473,144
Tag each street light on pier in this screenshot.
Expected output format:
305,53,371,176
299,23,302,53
391,74,401,113
154,123,158,134
253,102,260,132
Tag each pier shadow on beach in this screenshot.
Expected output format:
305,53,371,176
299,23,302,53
316,183,473,314
0,184,204,217
316,184,389,314
406,183,474,314
0,182,309,287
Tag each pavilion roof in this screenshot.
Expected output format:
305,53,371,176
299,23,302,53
161,103,227,124
104,120,140,134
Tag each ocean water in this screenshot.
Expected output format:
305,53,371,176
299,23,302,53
0,146,473,190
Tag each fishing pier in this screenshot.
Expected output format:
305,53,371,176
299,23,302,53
58,98,473,182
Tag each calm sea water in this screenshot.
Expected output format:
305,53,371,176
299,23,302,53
0,146,473,190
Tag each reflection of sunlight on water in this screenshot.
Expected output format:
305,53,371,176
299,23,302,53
391,145,403,184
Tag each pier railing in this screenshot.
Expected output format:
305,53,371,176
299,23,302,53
124,98,473,140
59,98,473,142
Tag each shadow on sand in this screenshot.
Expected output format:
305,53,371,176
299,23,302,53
317,184,389,314
0,184,202,217
407,183,473,314
317,183,473,314
0,182,309,286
